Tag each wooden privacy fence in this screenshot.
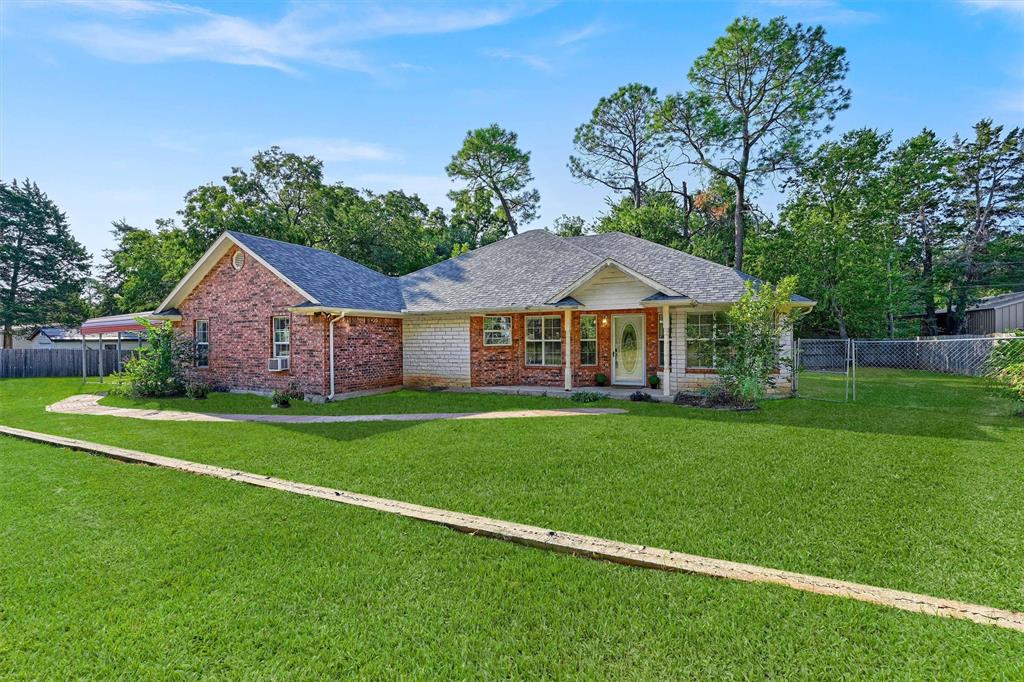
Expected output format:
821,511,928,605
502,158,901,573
0,349,136,379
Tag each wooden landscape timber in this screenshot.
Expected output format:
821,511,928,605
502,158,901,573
3,424,1023,634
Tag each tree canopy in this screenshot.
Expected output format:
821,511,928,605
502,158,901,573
658,16,850,270
446,124,540,235
1,179,92,347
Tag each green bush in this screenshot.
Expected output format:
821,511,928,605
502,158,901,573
594,373,608,386
987,333,1024,404
718,276,806,406
271,384,303,408
111,319,193,398
184,381,211,400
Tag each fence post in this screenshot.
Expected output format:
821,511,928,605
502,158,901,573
851,340,857,401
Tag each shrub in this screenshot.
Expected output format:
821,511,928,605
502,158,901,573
111,319,193,398
987,333,1024,404
594,373,608,386
648,374,661,389
271,384,303,408
629,390,653,402
184,381,211,400
717,275,805,406
673,383,752,410
570,390,606,403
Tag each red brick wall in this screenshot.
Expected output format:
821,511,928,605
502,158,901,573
470,309,660,388
178,248,328,396
329,316,403,393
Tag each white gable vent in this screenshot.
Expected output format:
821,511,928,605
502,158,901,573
232,251,245,270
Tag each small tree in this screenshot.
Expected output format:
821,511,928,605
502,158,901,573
114,318,193,398
718,275,804,404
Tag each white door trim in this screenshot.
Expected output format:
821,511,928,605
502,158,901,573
611,314,645,386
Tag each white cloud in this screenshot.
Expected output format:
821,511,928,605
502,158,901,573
350,173,454,207
751,0,880,25
554,20,605,47
483,48,552,71
42,2,544,74
275,137,398,162
961,0,1024,15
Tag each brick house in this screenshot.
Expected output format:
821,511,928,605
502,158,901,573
146,230,812,399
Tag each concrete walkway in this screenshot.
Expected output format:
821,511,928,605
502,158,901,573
47,393,626,424
4,423,1023,634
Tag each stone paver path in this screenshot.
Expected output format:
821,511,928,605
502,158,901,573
47,393,626,423
4,423,1024,634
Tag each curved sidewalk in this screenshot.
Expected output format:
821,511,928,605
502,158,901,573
47,393,626,424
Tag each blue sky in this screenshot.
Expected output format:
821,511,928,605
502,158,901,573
2,0,1023,268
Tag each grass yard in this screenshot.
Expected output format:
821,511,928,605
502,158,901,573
2,370,1024,676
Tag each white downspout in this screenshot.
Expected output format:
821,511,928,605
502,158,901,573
328,313,345,400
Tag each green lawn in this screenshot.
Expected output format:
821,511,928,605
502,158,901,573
2,372,1024,676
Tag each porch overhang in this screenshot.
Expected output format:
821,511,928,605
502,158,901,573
287,304,404,319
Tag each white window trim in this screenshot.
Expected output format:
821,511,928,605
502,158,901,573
579,314,598,366
482,315,512,347
685,312,731,370
524,315,562,367
272,316,290,359
195,319,209,368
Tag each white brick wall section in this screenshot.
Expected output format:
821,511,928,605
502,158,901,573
403,315,471,383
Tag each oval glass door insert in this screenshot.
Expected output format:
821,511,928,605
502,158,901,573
620,324,638,372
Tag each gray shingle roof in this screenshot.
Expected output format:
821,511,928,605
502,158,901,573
226,229,812,314
398,230,604,312
568,232,759,303
228,231,405,312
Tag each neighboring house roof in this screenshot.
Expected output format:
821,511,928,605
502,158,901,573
157,229,815,316
968,291,1024,311
28,326,141,342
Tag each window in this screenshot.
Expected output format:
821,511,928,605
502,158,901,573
483,316,512,346
525,316,561,366
579,315,597,366
658,313,673,367
686,312,732,369
195,320,209,367
272,316,290,358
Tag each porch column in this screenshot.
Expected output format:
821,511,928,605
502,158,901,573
662,305,671,397
81,335,87,382
98,333,104,383
116,331,123,372
564,309,573,391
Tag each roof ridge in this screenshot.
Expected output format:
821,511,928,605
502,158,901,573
573,230,759,281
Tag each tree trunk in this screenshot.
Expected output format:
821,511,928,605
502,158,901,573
2,325,12,349
922,240,938,336
494,191,518,236
831,298,848,339
733,180,745,270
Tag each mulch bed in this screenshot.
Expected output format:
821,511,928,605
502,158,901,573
672,392,759,411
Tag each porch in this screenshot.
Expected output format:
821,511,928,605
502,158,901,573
451,384,675,403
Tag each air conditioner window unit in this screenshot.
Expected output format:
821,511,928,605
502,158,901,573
268,357,290,372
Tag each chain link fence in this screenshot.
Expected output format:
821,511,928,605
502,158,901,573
795,338,853,402
796,335,1024,405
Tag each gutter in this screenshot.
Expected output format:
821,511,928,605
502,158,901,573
328,313,345,400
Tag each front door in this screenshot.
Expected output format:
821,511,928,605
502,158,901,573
612,315,645,385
